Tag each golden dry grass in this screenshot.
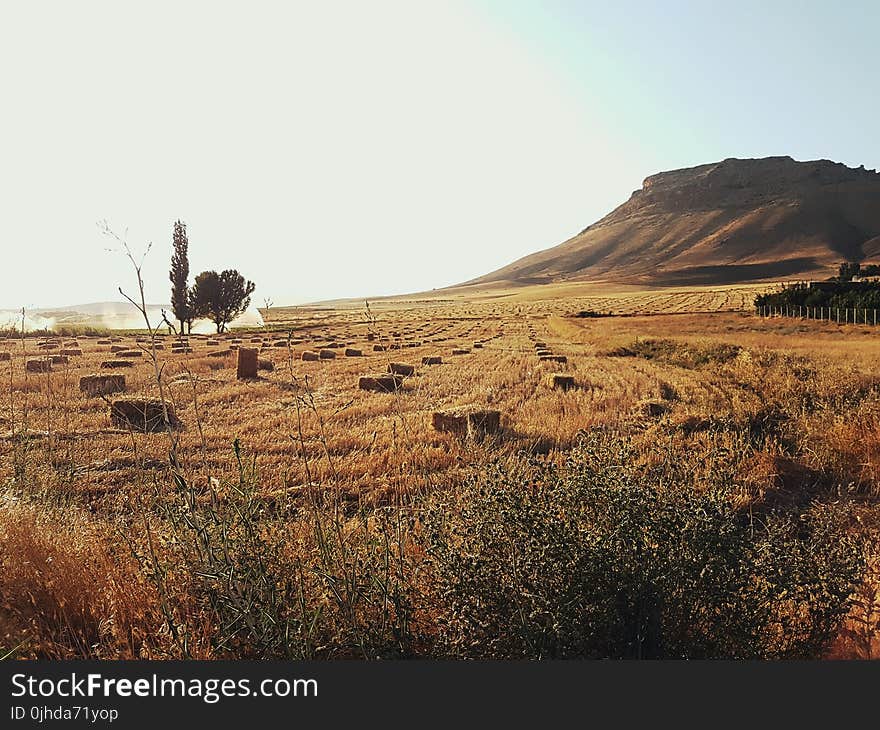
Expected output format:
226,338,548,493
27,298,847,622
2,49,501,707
2,285,880,658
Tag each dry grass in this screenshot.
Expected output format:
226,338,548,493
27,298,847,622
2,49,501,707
2,285,880,657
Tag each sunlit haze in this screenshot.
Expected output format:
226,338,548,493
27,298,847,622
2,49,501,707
1,0,877,309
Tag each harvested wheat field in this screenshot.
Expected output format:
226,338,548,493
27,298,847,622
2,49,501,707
1,285,879,660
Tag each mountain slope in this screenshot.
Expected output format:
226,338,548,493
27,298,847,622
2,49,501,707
470,156,880,287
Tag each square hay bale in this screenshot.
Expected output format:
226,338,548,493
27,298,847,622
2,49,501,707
80,374,126,397
536,349,552,357
367,333,376,341
236,347,259,379
273,340,288,348
319,349,336,360
546,373,576,391
451,348,470,355
26,358,52,373
473,342,483,349
101,360,135,369
373,344,387,352
38,343,59,350
345,348,363,357
432,407,502,437
61,348,82,357
431,410,468,434
257,358,275,372
540,355,567,364
301,350,320,361
466,409,501,437
110,345,127,353
116,350,143,358
421,356,442,365
388,362,415,376
0,351,11,361
358,374,404,393
96,339,112,345
110,398,179,433
206,339,220,346
207,348,233,358
50,354,69,365
534,342,547,349
171,346,193,353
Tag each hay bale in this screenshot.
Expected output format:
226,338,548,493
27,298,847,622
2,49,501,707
534,342,546,349
79,374,126,397
61,348,82,357
96,339,112,345
358,374,404,393
535,349,552,357
50,354,69,365
0,351,10,361
273,340,288,348
319,349,336,360
431,410,467,434
207,349,233,358
38,343,58,350
466,409,501,437
26,358,52,373
421,356,442,365
345,348,363,357
367,333,376,341
110,345,127,353
110,398,179,433
388,362,415,376
373,344,387,352
116,349,143,358
451,348,470,355
432,407,501,437
171,347,193,354
206,339,220,346
546,373,575,391
539,355,567,364
101,360,135,369
473,342,483,349
301,350,320,361
236,347,259,379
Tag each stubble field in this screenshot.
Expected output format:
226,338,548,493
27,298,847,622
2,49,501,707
2,283,879,659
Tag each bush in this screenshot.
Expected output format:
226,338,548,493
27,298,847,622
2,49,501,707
425,437,863,658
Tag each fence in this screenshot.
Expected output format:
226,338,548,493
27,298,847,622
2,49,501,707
756,305,880,325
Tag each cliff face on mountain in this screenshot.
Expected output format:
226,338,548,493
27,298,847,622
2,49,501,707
469,157,880,286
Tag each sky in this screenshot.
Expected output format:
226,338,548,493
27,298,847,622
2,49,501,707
1,0,877,309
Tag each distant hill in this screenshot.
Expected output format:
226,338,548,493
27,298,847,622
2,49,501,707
468,156,880,287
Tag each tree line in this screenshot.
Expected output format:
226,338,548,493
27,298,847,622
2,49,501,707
168,220,256,334
754,280,880,311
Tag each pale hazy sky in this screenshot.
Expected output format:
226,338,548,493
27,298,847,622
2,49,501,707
1,1,877,308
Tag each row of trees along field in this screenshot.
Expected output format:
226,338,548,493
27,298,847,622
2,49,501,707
168,220,256,334
754,280,880,311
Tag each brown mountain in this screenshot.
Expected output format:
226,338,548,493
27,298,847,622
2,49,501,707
469,156,880,287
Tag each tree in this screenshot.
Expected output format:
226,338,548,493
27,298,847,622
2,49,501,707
189,269,256,333
838,261,861,282
169,220,192,333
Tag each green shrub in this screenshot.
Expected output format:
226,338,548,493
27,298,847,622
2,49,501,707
425,437,863,658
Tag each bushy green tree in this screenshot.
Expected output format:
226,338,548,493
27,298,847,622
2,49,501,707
189,269,256,333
